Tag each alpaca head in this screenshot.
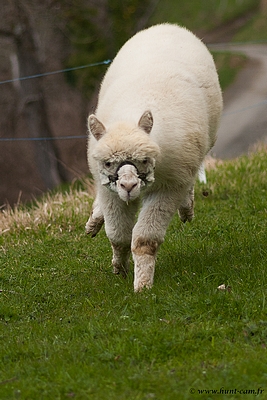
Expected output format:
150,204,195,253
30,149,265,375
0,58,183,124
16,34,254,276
88,111,160,202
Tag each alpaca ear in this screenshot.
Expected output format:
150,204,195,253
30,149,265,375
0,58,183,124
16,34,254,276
138,110,153,134
88,115,106,140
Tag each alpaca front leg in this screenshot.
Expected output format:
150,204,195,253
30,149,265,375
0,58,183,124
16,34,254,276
85,196,104,237
132,192,180,291
132,238,159,291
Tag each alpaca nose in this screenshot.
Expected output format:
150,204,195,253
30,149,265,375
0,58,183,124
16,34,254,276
120,181,137,193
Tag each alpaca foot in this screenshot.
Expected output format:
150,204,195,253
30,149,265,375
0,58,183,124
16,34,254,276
178,205,194,223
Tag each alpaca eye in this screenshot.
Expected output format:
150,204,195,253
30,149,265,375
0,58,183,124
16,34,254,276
142,158,148,165
105,161,111,168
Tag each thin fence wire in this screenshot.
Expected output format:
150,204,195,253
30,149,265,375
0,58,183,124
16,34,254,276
0,135,87,142
0,40,267,142
0,59,112,86
1,98,266,142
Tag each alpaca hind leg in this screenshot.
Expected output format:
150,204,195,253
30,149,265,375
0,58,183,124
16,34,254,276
104,198,139,278
178,185,194,223
111,242,131,278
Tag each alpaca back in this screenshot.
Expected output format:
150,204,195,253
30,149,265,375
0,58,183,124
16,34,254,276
92,23,222,187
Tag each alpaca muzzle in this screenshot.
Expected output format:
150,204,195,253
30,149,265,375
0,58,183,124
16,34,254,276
108,161,148,185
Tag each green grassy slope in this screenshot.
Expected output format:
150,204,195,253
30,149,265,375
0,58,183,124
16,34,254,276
1,147,267,399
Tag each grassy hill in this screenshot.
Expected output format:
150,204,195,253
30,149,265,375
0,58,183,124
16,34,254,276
1,145,267,399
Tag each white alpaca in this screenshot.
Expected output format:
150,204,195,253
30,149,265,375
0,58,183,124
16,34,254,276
86,23,223,291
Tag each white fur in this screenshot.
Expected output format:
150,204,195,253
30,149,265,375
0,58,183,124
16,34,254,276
86,23,223,291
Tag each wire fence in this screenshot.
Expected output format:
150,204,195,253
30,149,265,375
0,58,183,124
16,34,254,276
0,40,267,142
0,59,112,86
0,59,112,142
0,135,87,142
1,96,267,143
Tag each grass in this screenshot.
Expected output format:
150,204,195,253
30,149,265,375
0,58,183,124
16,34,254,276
149,0,260,33
213,52,247,90
1,146,267,399
233,11,267,42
